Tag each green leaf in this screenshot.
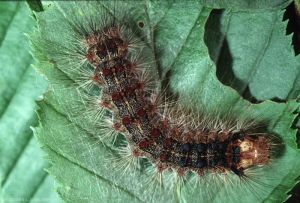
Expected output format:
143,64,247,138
31,1,300,203
0,2,18,46
201,0,292,9
0,2,59,202
296,0,300,12
204,9,300,101
148,0,292,10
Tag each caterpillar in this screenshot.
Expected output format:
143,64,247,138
84,10,272,177
30,1,299,203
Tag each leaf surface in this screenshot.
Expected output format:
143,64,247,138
0,2,59,203
148,0,292,10
32,1,300,203
201,0,291,9
205,9,300,101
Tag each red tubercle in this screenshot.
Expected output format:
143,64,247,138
138,139,152,149
116,42,129,58
159,153,167,162
85,33,99,46
136,108,147,118
125,61,137,72
158,119,169,133
123,85,136,97
177,168,186,176
111,92,122,102
146,103,157,116
150,128,160,139
114,64,125,73
170,127,181,139
218,131,230,142
102,67,112,77
216,167,227,174
207,131,218,141
136,81,145,90
100,100,112,109
91,74,104,85
96,45,109,57
86,50,95,63
132,148,142,157
112,122,123,132
163,137,174,148
194,130,206,143
162,119,169,128
156,163,168,172
122,116,132,126
184,131,195,143
196,169,204,176
91,74,99,82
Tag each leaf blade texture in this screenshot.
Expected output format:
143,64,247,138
31,1,300,203
0,2,59,203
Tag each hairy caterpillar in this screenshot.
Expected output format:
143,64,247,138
83,11,273,177
31,1,299,203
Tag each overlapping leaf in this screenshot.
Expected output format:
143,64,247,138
0,2,59,203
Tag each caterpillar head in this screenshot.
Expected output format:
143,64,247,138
228,132,271,176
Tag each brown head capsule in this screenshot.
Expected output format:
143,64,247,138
227,132,271,176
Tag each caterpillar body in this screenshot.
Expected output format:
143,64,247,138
30,1,299,203
84,22,271,177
